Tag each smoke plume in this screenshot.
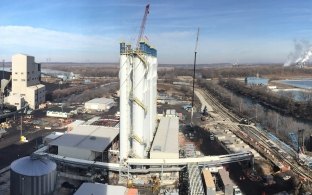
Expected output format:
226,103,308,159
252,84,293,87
284,40,312,66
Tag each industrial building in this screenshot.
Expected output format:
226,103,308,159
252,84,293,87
119,41,158,159
3,4,261,195
74,183,138,195
5,54,45,109
150,117,179,159
245,77,269,86
202,169,216,195
49,125,119,161
84,97,115,111
46,106,76,118
0,70,11,99
218,168,235,195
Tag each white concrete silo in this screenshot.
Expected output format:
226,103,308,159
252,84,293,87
132,53,147,158
119,42,131,160
150,47,158,142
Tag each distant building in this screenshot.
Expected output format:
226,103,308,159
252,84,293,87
46,106,75,118
84,97,115,111
5,54,45,109
245,77,269,86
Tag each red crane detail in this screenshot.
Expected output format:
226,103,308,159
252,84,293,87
136,4,150,50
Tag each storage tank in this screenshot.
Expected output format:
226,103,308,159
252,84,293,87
10,156,57,195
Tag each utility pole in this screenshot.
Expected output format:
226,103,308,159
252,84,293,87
239,99,242,113
275,113,279,134
255,104,258,122
191,28,200,125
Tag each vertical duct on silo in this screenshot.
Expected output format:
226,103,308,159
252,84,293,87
143,42,151,149
151,47,158,142
132,43,147,158
119,42,130,160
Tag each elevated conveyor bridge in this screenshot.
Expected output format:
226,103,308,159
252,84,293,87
33,147,253,174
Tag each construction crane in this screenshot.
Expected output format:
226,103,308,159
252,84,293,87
136,4,150,50
191,28,200,125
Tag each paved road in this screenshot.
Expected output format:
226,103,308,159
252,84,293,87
194,89,213,112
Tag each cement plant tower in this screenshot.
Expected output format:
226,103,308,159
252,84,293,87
119,41,158,160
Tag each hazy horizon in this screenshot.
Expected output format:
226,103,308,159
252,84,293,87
1,0,312,64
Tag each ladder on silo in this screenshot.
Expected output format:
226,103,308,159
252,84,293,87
131,133,145,146
130,96,147,114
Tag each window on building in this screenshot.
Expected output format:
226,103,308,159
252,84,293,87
15,72,18,74
21,72,24,75
21,79,25,81
15,103,19,105
13,79,17,81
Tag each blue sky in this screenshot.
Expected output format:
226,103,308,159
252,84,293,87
0,0,312,64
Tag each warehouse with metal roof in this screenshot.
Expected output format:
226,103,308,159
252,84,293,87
150,117,179,159
74,183,137,195
49,125,119,161
84,97,115,111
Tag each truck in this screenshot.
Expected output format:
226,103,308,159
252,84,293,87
201,106,209,121
233,186,242,195
239,118,250,125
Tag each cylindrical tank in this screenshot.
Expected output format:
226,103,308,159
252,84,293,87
133,55,146,158
119,51,131,160
10,156,57,195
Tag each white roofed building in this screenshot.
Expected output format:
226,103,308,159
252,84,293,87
49,125,119,161
84,97,115,111
74,183,138,195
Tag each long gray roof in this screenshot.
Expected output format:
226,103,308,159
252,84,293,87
74,183,127,195
151,117,179,155
49,125,119,152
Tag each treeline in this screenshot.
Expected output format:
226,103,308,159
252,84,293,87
47,79,118,102
52,66,119,77
66,83,118,104
50,64,312,79
198,79,312,146
159,65,312,79
218,79,312,121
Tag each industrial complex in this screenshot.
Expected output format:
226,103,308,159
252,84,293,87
1,3,312,195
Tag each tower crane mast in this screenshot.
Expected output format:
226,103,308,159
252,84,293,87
191,28,200,124
136,4,150,50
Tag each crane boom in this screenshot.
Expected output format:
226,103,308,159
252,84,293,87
136,4,150,50
194,28,199,53
191,28,200,125
192,28,200,108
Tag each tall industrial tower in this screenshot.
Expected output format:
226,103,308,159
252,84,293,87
119,4,157,160
119,42,158,160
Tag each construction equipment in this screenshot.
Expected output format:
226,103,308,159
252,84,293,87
191,28,200,124
136,4,150,50
201,106,209,121
298,129,305,154
288,132,299,151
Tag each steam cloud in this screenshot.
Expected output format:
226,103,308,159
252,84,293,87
284,40,312,66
